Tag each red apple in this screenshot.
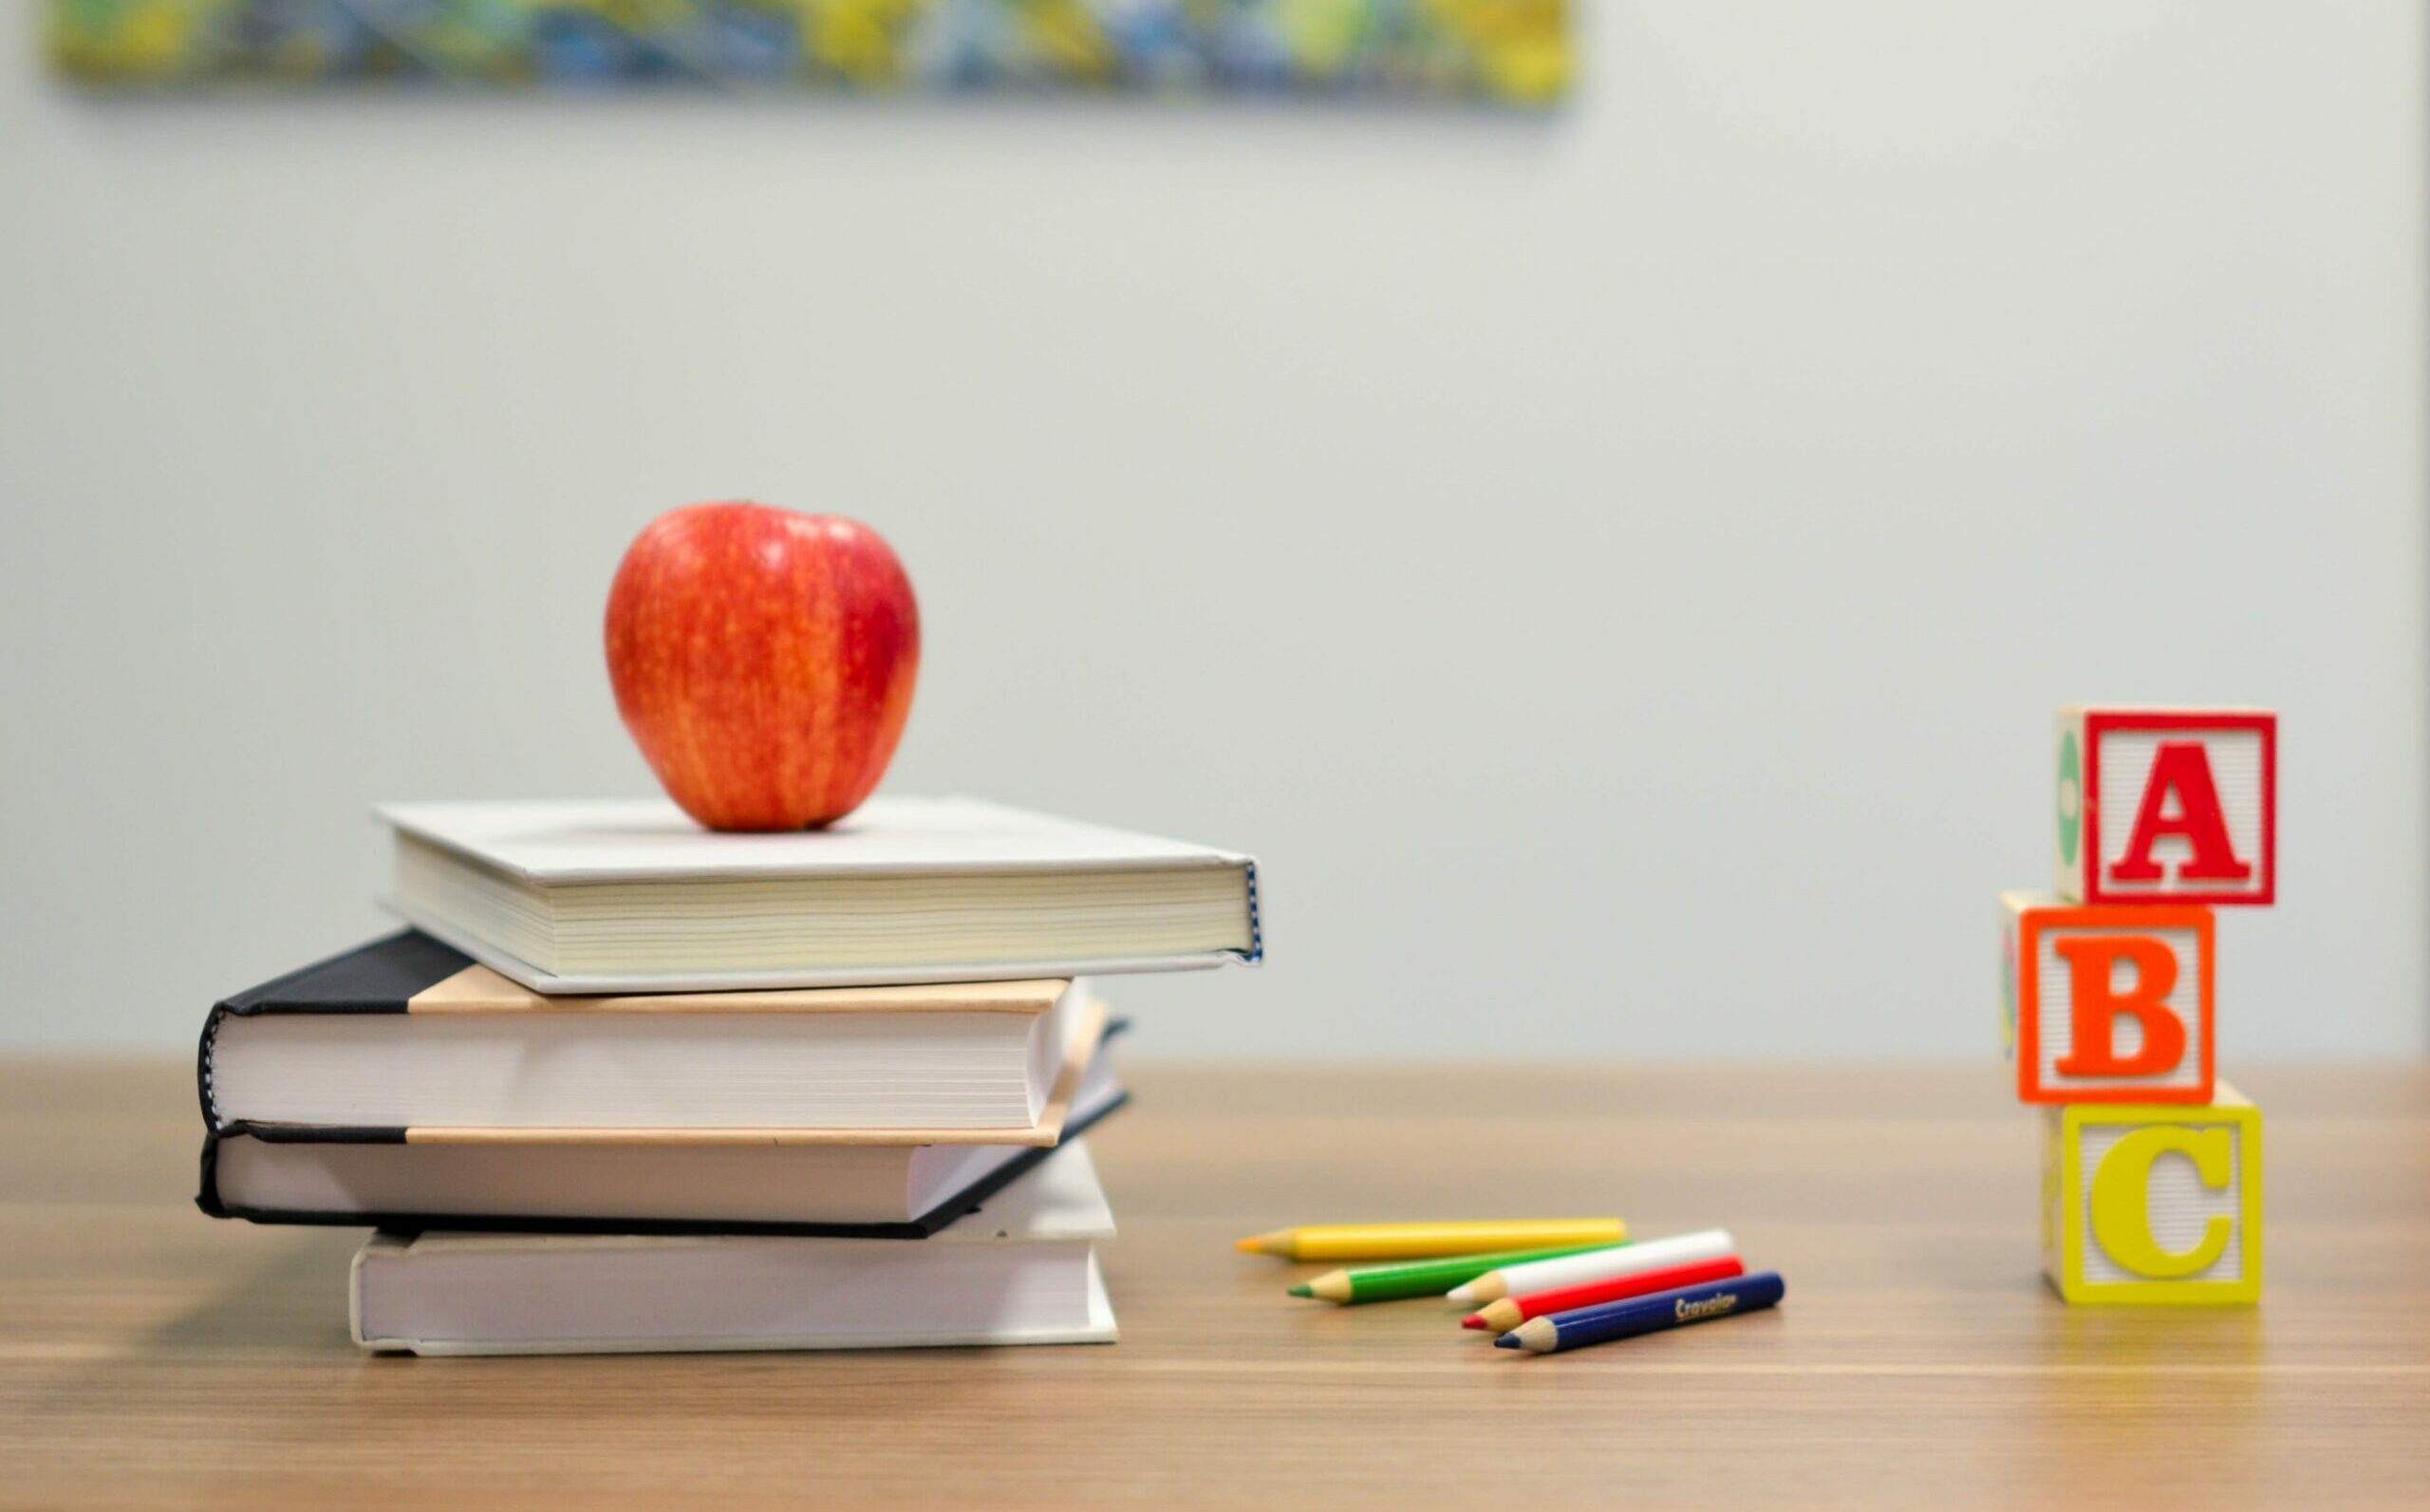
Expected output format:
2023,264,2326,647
605,503,920,831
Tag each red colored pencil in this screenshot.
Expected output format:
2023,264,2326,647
1461,1255,1746,1334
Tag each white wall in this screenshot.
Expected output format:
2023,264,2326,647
3,3,2423,1057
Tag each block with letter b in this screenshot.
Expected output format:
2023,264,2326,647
2003,893,2213,1105
2042,1085,2261,1305
2055,707,2275,905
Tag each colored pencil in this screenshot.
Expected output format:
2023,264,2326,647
1234,1218,1625,1262
1496,1271,1785,1354
1447,1228,1733,1305
1462,1255,1746,1332
1289,1243,1623,1304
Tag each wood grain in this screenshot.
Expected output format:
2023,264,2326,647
2,1059,2424,1510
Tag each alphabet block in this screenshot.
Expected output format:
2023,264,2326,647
2041,1084,2261,1305
2054,707,2275,905
2002,893,2214,1105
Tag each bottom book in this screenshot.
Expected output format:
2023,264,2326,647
351,1141,1117,1355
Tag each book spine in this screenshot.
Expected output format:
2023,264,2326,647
195,1001,230,1129
1244,860,1264,963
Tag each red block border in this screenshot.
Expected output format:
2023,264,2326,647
2082,710,2276,906
2016,904,2216,1106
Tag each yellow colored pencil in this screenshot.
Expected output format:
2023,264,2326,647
1233,1219,1625,1262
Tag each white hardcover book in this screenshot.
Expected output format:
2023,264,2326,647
378,795,1262,994
351,1143,1119,1355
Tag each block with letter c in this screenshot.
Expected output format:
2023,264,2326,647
2003,893,2214,1105
2042,1085,2261,1306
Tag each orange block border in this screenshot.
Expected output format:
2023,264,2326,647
2014,903,2215,1106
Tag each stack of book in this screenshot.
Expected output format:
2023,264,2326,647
196,796,1260,1354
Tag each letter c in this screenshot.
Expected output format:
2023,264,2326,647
2089,1126,2234,1278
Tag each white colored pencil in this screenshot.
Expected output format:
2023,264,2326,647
1446,1228,1736,1306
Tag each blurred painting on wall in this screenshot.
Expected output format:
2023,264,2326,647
48,1,1568,105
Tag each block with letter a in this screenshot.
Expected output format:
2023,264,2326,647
2055,707,2275,906
2002,894,2214,1105
2042,1084,2262,1305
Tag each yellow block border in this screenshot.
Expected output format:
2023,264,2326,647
2052,1087,2262,1306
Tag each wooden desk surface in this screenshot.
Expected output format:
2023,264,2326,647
2,1060,2424,1510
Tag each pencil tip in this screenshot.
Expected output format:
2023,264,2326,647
1234,1237,1265,1255
1445,1286,1475,1305
1460,1316,1486,1331
1286,1283,1313,1298
1493,1335,1523,1350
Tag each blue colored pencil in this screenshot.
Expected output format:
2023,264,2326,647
1494,1271,1785,1354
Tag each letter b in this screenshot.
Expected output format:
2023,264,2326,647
2052,935,2186,1079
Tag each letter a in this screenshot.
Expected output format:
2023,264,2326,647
2109,741,2251,885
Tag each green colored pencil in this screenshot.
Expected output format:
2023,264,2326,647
1286,1242,1628,1305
